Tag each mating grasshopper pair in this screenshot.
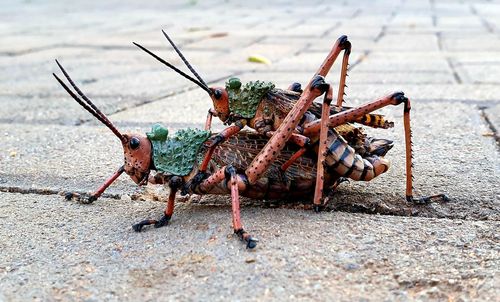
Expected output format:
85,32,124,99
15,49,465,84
54,33,447,248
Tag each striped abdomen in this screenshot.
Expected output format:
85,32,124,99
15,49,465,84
324,130,390,181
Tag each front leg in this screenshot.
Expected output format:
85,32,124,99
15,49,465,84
205,108,216,131
133,176,183,232
65,165,125,204
226,166,258,249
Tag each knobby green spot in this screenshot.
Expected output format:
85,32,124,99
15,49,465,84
225,78,275,119
227,77,242,90
147,123,169,141
148,124,210,176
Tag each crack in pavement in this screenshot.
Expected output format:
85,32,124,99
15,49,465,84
1,184,497,221
0,186,122,200
479,106,500,151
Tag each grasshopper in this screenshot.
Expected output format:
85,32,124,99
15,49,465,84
135,32,448,209
53,61,397,249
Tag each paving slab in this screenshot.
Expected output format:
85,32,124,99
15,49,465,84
391,14,434,28
325,25,384,41
308,37,378,52
353,53,450,73
264,51,352,73
0,47,226,98
484,103,500,141
1,0,499,300
457,63,500,84
347,70,455,85
375,34,440,52
0,192,498,301
0,123,141,196
0,95,141,126
341,83,500,104
441,34,500,52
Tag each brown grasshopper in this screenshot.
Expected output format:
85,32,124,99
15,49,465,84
135,32,448,209
53,61,397,249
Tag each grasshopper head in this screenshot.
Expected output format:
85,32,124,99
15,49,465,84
122,133,152,185
134,32,232,123
53,60,155,200
209,87,230,122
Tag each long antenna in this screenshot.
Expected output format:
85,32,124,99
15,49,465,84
133,42,213,95
53,63,126,143
161,30,209,89
55,60,114,126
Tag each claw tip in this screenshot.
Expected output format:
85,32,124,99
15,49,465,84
246,240,257,249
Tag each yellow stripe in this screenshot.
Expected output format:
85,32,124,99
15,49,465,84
365,114,371,124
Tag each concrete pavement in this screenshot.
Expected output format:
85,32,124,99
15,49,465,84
0,0,499,301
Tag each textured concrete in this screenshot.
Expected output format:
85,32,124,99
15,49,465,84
0,0,499,301
0,193,498,301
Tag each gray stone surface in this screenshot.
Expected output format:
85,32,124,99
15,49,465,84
485,104,500,137
0,193,498,301
0,0,499,301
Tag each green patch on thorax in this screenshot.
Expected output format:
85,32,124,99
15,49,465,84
147,124,211,176
225,77,275,119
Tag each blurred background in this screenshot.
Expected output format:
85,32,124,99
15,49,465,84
2,0,499,125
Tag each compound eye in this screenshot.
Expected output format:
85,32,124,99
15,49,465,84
129,137,140,150
214,89,222,100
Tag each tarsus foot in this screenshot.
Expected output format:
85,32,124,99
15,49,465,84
154,215,171,228
235,229,258,249
407,194,450,204
289,82,303,93
132,219,155,232
313,205,324,213
64,192,97,204
133,215,171,232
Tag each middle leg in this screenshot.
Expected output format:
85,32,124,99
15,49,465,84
263,131,311,171
199,120,246,172
196,165,257,249
132,176,183,232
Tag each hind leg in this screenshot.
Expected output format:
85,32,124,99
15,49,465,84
304,93,448,203
245,36,352,184
313,83,334,211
